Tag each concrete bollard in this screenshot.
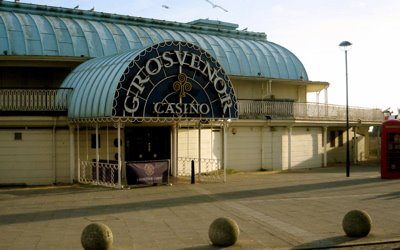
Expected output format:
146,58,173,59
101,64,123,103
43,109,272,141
81,222,113,250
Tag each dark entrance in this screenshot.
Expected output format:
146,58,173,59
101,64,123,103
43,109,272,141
125,127,171,161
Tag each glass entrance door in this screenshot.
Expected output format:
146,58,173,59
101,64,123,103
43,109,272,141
125,127,171,161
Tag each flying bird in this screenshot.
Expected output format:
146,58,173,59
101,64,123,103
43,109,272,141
90,7,95,11
73,5,79,9
162,5,170,9
204,0,228,12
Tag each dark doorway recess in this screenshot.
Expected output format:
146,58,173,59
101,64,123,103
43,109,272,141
125,127,171,161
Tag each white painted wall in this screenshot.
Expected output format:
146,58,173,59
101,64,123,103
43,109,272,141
0,129,70,185
76,128,121,163
177,127,222,160
177,127,222,175
55,130,70,183
290,127,323,169
227,126,262,171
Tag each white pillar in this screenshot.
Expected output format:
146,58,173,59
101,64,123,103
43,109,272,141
117,122,122,188
223,123,228,183
353,127,358,164
261,126,265,170
95,124,99,183
324,87,329,117
198,122,201,181
323,126,328,167
171,124,178,177
69,125,75,183
324,87,328,104
174,123,179,177
52,119,57,183
288,126,292,170
85,126,89,161
106,125,109,163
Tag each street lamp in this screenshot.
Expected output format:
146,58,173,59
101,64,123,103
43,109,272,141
339,41,352,177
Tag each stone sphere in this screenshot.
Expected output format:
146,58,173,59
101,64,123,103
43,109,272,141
208,217,240,246
342,210,372,237
81,223,113,250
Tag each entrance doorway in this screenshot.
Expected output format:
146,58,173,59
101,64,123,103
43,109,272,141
125,127,171,161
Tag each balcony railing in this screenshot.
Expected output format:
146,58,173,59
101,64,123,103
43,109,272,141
0,88,73,112
238,100,383,122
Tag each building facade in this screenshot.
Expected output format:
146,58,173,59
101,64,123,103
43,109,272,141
0,2,382,186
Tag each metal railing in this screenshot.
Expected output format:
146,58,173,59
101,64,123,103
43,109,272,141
79,160,120,188
178,157,223,183
238,100,383,122
0,88,73,111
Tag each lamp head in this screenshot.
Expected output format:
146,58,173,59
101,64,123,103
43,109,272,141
339,41,352,51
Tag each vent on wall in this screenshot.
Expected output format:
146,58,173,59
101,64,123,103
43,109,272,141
14,132,22,140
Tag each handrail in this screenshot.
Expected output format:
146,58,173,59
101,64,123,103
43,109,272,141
0,88,73,111
238,100,383,122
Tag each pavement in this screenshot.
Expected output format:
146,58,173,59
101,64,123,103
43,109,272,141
1,163,400,249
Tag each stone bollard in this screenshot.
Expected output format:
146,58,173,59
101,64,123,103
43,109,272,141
81,222,113,250
208,217,240,247
342,210,372,237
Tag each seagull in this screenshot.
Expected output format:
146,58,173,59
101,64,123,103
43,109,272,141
162,5,170,9
90,7,95,11
204,0,228,12
242,27,248,31
73,5,79,9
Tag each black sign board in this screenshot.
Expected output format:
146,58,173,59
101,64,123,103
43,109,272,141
126,160,169,185
113,41,238,119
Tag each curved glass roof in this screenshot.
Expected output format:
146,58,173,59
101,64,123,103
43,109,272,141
61,49,140,118
0,1,308,80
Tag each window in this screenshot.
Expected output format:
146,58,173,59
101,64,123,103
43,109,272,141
329,131,336,147
91,134,101,148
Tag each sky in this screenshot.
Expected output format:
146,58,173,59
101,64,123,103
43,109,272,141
19,0,400,114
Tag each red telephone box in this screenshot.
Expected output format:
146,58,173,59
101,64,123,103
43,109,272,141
381,119,400,178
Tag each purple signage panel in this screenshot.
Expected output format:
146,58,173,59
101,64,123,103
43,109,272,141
126,160,169,185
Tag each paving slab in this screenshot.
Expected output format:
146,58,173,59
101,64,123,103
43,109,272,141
1,163,400,249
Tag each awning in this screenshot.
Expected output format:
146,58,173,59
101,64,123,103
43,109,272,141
61,41,238,122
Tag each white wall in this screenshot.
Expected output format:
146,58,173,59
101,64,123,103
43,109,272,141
0,129,70,185
290,127,323,169
227,126,262,171
226,125,323,171
76,127,121,163
177,127,222,175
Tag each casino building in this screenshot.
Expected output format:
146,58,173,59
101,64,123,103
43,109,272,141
0,1,382,187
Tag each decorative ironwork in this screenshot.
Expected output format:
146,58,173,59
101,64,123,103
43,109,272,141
0,88,73,112
178,157,223,183
79,160,119,188
173,73,192,98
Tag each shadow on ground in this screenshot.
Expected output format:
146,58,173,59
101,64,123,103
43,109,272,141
293,235,359,249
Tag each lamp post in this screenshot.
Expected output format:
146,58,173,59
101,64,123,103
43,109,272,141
339,41,352,177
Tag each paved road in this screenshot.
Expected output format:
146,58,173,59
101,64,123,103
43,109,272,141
1,164,400,249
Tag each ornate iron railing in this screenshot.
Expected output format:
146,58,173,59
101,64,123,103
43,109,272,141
79,160,120,188
178,157,223,183
238,100,383,122
0,88,73,111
